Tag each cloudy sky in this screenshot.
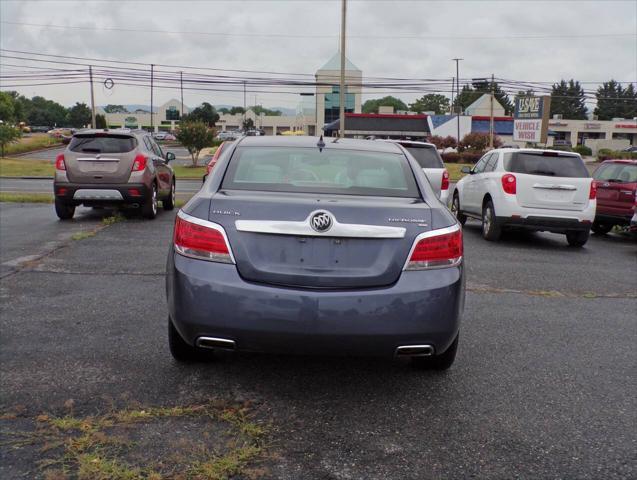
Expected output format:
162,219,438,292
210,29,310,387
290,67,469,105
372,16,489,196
1,0,636,111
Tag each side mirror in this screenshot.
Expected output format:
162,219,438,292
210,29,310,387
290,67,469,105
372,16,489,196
461,166,472,174
165,151,176,163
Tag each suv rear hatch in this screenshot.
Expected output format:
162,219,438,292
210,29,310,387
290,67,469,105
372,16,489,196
64,133,137,184
505,151,592,211
399,144,446,197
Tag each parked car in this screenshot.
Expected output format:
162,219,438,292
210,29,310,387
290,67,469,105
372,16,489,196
53,129,176,220
379,140,449,203
202,141,230,181
451,148,595,246
591,159,637,234
622,146,637,153
166,136,465,369
217,131,241,141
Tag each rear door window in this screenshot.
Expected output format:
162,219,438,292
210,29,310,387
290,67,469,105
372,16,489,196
69,135,136,154
504,152,589,178
485,153,499,172
473,154,491,174
403,146,444,168
593,163,637,183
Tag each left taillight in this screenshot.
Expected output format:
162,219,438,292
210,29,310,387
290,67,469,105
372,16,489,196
404,225,463,271
441,169,449,191
55,153,66,170
173,211,234,264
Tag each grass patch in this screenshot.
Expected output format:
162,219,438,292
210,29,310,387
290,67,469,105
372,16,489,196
71,230,98,241
102,214,125,226
5,134,62,156
2,400,268,480
445,163,472,182
172,164,207,179
0,158,55,177
0,192,54,203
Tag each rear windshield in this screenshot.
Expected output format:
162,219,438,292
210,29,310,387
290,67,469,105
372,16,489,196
222,147,420,198
69,135,137,154
593,162,637,183
504,152,589,178
403,146,444,168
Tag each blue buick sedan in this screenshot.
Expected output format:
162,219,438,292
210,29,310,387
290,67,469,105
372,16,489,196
166,136,465,369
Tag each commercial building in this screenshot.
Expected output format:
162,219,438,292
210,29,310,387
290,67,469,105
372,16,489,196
100,99,188,130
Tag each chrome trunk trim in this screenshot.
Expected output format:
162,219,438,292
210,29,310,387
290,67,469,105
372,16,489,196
73,189,123,200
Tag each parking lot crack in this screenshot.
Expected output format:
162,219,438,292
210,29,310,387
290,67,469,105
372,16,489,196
467,283,637,300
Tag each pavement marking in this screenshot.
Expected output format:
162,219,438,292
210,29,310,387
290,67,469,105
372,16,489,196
467,283,637,299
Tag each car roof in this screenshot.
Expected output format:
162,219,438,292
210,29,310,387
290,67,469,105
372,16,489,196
601,159,637,164
379,139,437,149
236,135,403,153
490,147,580,156
73,128,142,137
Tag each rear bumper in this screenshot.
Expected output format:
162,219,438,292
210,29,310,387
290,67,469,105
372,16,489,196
497,215,592,233
594,212,633,226
53,182,149,204
166,251,465,357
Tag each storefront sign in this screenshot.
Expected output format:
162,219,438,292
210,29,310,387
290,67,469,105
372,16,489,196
615,123,637,129
584,123,601,130
513,96,551,143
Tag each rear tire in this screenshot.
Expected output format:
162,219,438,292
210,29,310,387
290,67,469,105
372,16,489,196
592,222,613,235
168,318,209,362
566,230,590,247
411,334,459,371
451,193,466,226
163,180,175,211
55,198,75,220
142,183,158,219
481,200,501,241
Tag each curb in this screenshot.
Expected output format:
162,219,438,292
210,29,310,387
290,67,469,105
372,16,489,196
0,176,54,180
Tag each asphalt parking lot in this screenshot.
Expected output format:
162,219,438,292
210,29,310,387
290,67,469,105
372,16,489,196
1,202,635,478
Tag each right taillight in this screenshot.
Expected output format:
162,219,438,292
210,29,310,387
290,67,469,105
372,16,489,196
589,180,597,200
404,225,463,270
501,173,516,195
132,154,148,172
173,211,234,264
441,169,449,191
55,153,66,170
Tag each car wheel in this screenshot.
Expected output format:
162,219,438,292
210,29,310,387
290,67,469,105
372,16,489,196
481,200,501,241
411,334,459,371
142,183,158,219
163,180,176,211
566,230,590,247
55,198,75,220
168,318,210,362
591,222,613,235
451,193,466,226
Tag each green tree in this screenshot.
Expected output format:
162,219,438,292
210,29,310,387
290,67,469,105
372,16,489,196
67,102,92,128
27,96,68,126
251,105,282,116
229,106,245,115
362,96,408,114
550,79,587,119
621,83,637,119
594,80,636,120
0,92,15,122
184,102,220,127
176,121,216,166
0,124,22,157
409,94,450,114
242,118,255,130
103,104,128,113
218,107,230,114
95,114,107,129
452,85,481,113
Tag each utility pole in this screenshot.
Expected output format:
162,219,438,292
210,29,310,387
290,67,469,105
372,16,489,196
450,76,455,115
180,71,184,118
88,66,96,129
452,58,463,144
243,81,247,128
150,64,154,132
489,73,495,148
338,0,347,138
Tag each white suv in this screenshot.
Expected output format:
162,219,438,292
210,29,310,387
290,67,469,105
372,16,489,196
451,148,596,247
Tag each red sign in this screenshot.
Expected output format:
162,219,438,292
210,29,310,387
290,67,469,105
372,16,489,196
615,124,637,129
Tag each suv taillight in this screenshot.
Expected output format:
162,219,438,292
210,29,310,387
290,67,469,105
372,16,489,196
441,169,449,191
589,180,597,200
132,154,148,172
404,226,463,270
173,211,234,264
501,174,516,195
55,153,66,170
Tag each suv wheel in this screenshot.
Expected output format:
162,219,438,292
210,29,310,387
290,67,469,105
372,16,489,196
481,200,501,241
163,180,176,211
411,334,459,371
566,230,590,247
142,183,158,219
55,198,75,220
451,194,466,226
168,318,210,362
592,222,613,235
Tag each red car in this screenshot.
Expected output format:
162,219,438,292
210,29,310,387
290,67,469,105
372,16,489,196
203,141,230,181
592,159,637,234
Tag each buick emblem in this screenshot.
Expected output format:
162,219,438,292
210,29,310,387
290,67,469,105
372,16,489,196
310,211,333,232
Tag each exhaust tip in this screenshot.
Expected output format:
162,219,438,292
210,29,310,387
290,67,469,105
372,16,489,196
196,336,236,351
395,344,434,357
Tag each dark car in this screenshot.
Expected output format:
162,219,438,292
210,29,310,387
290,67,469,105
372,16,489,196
166,136,465,370
592,159,637,234
53,129,176,220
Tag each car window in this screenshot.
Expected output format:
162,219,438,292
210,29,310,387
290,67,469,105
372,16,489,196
69,135,136,154
150,138,163,158
593,163,637,183
222,147,421,198
485,153,499,172
504,152,589,178
403,145,444,168
473,154,491,174
143,136,154,153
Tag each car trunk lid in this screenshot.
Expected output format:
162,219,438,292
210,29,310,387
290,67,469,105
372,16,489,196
64,133,137,184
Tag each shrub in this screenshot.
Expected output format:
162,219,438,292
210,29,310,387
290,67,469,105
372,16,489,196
546,145,573,152
458,132,502,153
176,121,217,166
441,152,483,164
573,145,592,156
0,124,22,157
597,150,637,161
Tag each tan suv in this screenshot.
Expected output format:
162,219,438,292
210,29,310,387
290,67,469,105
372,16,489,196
53,129,176,220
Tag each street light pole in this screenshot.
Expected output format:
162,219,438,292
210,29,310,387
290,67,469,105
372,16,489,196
338,0,347,138
150,63,154,132
180,71,184,118
452,58,463,144
489,73,495,148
